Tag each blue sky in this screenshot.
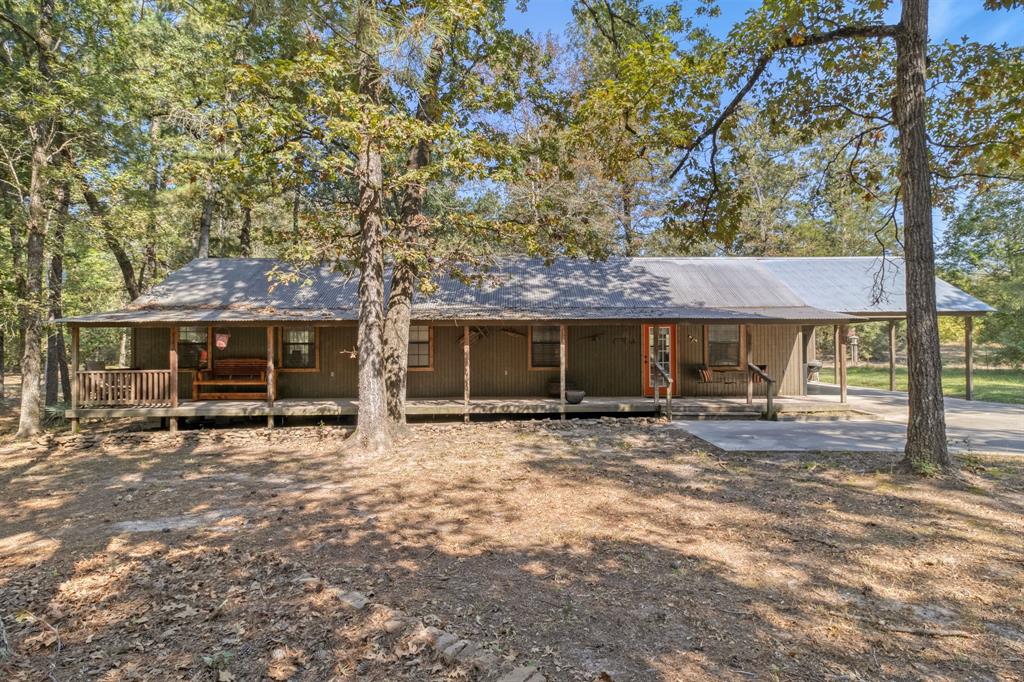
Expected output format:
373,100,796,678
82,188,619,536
503,1,1024,241
505,1,1024,45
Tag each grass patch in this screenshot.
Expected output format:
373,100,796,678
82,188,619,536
819,365,1024,404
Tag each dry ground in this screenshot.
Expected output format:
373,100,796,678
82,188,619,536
1,419,1023,681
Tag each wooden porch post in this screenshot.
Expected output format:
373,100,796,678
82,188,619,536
169,326,179,433
559,324,567,420
888,320,897,392
838,324,848,404
463,325,470,422
833,325,839,387
745,325,754,405
965,315,974,401
70,325,80,434
266,326,275,428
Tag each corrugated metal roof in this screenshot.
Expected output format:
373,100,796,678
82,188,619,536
756,257,995,315
61,256,991,325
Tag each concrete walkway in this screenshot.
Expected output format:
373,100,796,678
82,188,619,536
675,384,1024,455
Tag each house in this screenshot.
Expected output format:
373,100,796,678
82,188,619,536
61,256,993,431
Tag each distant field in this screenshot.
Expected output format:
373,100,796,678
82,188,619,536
820,365,1024,405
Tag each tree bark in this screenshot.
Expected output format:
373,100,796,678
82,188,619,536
16,0,56,439
197,184,214,259
45,181,71,406
18,130,50,438
383,41,444,424
894,0,950,471
348,7,391,452
81,180,143,300
0,330,5,401
239,205,252,257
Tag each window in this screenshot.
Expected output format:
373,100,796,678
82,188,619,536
408,325,432,370
178,326,208,369
529,325,561,369
705,325,743,369
281,327,317,370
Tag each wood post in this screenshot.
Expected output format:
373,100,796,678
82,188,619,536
70,326,80,434
965,315,974,401
838,324,848,404
266,326,275,428
169,326,179,432
559,324,567,420
463,325,470,422
745,326,754,405
833,325,840,387
888,320,897,392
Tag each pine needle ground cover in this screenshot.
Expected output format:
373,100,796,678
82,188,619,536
1,421,1022,680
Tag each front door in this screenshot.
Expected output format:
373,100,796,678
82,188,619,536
642,324,676,397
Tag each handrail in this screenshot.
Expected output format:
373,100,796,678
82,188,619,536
747,362,777,420
77,369,173,406
652,361,673,420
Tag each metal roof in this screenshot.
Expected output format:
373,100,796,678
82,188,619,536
756,257,995,316
61,256,991,326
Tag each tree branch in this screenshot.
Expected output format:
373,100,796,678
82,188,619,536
669,22,899,180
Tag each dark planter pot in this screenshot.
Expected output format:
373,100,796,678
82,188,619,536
565,389,585,404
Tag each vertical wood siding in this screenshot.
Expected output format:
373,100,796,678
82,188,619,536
677,323,803,396
130,321,804,401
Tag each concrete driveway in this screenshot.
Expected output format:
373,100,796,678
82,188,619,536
675,384,1024,455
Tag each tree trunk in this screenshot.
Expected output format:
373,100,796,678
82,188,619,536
0,330,5,401
81,181,143,300
45,182,70,406
894,0,950,471
348,9,391,452
350,133,390,451
383,263,415,423
197,185,214,259
17,141,49,438
239,206,252,257
621,184,637,256
383,42,444,424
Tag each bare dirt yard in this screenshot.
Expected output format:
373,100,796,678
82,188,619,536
1,418,1023,681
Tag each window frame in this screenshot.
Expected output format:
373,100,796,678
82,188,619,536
277,326,320,372
528,325,564,371
407,324,434,372
703,324,746,370
177,326,211,370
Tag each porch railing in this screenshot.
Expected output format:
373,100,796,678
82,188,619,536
77,369,173,406
747,363,777,420
652,361,674,420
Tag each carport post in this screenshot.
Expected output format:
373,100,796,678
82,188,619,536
838,325,848,404
965,316,974,401
832,325,840,388
888,320,897,392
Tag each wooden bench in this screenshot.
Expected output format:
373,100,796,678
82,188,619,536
696,364,767,384
193,358,270,400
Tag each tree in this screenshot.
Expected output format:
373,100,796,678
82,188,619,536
651,0,1024,473
941,184,1024,366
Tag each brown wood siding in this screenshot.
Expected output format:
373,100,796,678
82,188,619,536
677,323,803,397
130,321,802,401
407,326,462,398
568,325,642,396
132,327,194,399
277,327,357,398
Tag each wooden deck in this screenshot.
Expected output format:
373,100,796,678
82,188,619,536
65,395,856,420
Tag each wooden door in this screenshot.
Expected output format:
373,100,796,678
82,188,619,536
642,324,676,397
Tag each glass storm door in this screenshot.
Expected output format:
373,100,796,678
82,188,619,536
642,324,676,397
